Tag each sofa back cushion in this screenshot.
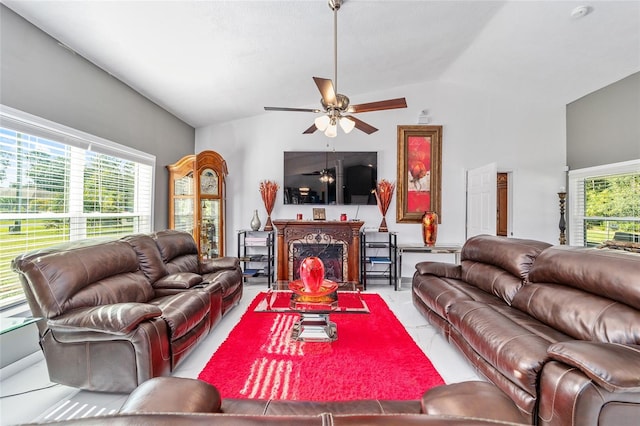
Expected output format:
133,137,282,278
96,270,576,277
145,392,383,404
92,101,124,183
122,234,168,283
514,246,640,344
153,230,200,274
460,235,552,304
512,283,640,344
12,240,154,319
528,246,640,310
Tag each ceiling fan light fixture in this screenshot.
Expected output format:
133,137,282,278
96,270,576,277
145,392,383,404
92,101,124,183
339,116,356,134
314,115,331,131
324,122,338,138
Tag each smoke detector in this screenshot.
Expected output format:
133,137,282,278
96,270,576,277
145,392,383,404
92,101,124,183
570,5,593,19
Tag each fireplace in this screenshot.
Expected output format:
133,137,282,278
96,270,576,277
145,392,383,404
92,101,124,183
273,220,364,288
291,239,347,282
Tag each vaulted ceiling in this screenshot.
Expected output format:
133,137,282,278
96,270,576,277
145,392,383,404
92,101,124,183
4,1,639,128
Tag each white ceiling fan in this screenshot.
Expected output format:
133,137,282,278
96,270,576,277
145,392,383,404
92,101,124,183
264,0,407,137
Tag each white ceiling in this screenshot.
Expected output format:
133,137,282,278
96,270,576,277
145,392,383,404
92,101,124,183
3,0,639,128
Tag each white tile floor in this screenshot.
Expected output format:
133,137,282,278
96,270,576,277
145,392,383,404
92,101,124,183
0,283,482,426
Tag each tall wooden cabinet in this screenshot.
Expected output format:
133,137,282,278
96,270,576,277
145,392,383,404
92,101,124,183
167,150,228,259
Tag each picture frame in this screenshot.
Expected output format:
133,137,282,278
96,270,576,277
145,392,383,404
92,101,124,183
312,208,326,220
396,125,442,223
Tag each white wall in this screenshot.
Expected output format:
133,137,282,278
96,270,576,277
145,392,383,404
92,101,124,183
196,79,566,277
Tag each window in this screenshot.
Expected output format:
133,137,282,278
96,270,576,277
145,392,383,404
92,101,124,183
0,106,155,310
568,159,640,246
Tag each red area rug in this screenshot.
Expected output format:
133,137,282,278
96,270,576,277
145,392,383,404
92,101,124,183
198,292,444,401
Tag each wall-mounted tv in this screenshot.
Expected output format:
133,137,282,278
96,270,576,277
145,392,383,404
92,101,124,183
283,151,378,205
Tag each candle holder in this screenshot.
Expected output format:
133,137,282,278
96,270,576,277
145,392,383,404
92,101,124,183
558,192,567,245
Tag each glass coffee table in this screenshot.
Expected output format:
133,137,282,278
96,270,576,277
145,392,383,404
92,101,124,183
254,286,369,342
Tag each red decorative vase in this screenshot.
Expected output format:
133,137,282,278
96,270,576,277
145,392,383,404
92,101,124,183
299,257,325,294
422,211,438,246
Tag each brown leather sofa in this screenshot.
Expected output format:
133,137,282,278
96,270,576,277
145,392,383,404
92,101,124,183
24,376,529,425
412,234,640,426
11,230,243,392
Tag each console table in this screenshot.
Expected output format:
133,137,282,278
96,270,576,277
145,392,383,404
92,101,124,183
397,244,462,290
273,220,364,289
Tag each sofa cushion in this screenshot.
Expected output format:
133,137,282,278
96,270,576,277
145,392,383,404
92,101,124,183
461,235,551,280
459,235,551,304
447,301,560,394
150,292,210,340
153,230,200,274
201,256,240,274
460,261,524,305
548,341,640,393
49,303,162,334
120,377,222,414
415,262,461,279
512,283,640,344
528,246,640,310
421,381,529,424
154,273,203,289
202,269,242,298
122,234,169,283
412,275,505,321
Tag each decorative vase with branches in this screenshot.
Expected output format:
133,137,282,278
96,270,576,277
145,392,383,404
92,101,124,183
259,180,279,231
374,179,395,232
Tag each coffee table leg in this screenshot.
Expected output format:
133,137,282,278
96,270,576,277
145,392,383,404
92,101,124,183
291,313,337,342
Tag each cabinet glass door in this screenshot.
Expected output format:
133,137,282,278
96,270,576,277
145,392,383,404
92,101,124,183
174,199,194,234
201,199,220,258
173,173,194,234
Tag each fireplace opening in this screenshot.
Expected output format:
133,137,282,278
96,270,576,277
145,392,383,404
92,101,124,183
291,243,346,282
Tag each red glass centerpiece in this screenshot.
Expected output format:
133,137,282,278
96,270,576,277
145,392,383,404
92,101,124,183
289,256,338,302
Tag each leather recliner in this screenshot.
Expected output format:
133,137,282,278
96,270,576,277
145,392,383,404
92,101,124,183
11,230,241,392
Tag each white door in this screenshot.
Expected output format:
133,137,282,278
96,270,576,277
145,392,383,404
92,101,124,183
466,163,497,239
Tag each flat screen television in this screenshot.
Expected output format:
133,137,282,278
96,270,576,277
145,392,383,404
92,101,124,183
283,151,377,205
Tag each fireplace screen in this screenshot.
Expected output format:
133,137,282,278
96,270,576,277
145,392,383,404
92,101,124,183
290,239,347,282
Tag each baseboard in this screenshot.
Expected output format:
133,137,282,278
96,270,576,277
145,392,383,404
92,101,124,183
0,350,43,381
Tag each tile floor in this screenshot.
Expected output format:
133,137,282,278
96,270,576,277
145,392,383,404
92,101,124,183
0,283,482,425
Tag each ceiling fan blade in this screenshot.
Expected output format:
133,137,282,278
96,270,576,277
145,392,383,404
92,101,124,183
264,107,321,113
348,97,407,113
303,123,318,134
313,77,337,106
345,115,378,134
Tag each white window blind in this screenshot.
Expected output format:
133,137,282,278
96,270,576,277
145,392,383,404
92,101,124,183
0,106,155,309
568,159,640,246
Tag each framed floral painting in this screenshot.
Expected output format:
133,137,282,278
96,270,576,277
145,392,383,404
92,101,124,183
396,125,442,223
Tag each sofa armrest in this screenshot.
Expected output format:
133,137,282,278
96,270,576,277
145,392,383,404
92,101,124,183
154,272,203,289
119,377,222,414
548,341,640,392
200,256,240,274
415,262,461,279
49,303,162,335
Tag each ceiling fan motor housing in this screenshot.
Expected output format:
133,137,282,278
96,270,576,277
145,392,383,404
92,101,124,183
321,93,350,112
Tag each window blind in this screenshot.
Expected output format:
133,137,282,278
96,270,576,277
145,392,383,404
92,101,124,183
0,106,155,310
568,159,640,246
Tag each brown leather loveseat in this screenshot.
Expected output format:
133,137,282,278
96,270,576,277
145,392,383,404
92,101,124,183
412,235,640,425
11,230,242,392
25,376,528,425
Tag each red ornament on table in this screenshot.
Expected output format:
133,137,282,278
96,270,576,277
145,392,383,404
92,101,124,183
422,211,438,246
299,256,325,294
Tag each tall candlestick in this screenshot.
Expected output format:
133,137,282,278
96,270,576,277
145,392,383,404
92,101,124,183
558,192,567,245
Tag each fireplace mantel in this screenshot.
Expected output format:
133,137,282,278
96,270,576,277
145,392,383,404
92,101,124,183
273,220,364,287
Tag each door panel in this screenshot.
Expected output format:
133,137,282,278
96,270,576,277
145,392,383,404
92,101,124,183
467,163,497,238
